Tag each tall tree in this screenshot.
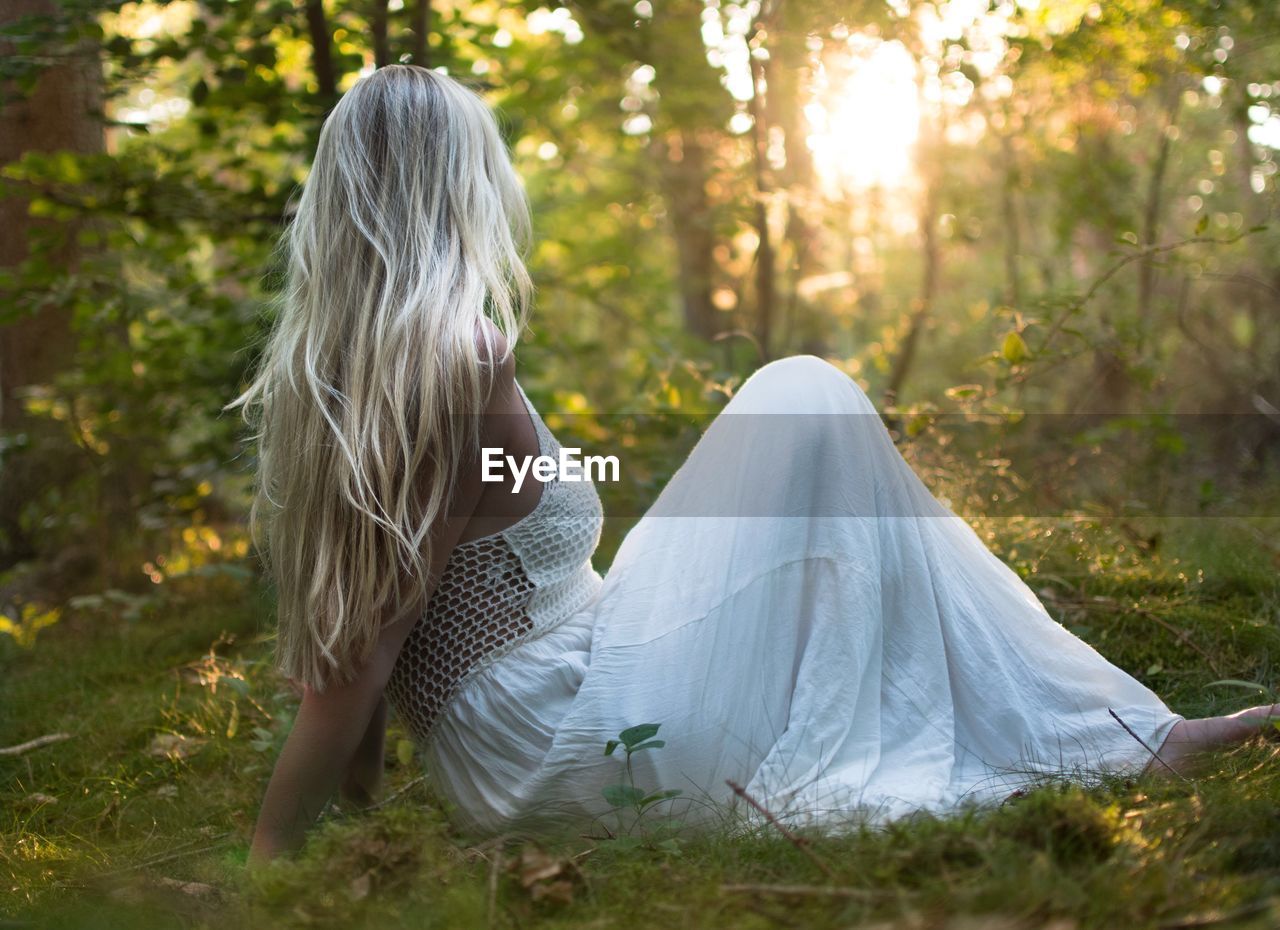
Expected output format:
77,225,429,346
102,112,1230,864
0,0,104,566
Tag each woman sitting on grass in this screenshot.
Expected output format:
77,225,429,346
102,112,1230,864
231,64,1280,864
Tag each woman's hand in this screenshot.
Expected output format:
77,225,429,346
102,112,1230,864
247,612,418,867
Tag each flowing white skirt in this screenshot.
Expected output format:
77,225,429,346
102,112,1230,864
420,356,1183,840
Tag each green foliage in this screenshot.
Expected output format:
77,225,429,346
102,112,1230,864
2,0,1278,585
599,722,685,851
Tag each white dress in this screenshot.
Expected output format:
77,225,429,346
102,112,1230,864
385,355,1184,841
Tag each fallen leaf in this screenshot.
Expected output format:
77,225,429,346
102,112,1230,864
530,879,575,905
148,733,205,761
512,846,565,887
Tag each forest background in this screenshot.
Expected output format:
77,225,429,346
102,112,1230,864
2,1,1280,927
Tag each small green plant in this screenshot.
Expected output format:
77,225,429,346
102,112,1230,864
601,723,684,850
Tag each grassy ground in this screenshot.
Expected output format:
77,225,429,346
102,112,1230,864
3,515,1280,929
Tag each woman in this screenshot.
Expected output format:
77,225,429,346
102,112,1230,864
234,65,1278,864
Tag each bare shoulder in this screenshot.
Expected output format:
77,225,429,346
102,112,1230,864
474,317,515,408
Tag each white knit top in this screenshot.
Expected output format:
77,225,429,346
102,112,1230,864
385,382,605,747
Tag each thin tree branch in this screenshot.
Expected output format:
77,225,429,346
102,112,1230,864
1034,229,1265,358
725,779,835,879
1109,708,1188,782
0,732,71,756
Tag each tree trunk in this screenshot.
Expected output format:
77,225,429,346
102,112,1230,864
998,125,1022,308
768,39,823,354
0,0,103,424
746,35,775,360
883,174,941,407
655,128,718,340
411,0,431,67
371,0,391,68
304,0,337,99
1136,85,1181,347
0,0,104,566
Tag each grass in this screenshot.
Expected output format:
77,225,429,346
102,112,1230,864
3,515,1280,929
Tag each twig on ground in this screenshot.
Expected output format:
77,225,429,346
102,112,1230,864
363,775,426,813
0,733,72,757
1109,708,1189,782
725,780,836,880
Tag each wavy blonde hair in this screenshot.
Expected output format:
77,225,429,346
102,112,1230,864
228,65,533,691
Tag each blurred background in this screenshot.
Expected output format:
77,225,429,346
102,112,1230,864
1,0,1278,616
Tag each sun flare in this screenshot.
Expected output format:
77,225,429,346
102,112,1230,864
805,39,921,194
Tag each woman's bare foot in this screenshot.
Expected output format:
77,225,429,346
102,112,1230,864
1143,703,1280,777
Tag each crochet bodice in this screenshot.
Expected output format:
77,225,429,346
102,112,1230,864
385,382,605,748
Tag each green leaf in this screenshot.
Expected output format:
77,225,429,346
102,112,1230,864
618,723,661,748
1001,331,1029,365
602,784,646,808
1195,213,1209,234
604,739,621,756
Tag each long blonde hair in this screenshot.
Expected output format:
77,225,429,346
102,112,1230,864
228,65,533,691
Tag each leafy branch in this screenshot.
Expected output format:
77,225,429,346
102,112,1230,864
1032,227,1267,361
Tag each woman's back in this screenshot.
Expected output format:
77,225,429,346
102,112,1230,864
384,381,605,748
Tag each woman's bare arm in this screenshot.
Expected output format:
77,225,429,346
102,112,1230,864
248,611,422,864
340,694,387,808
248,337,516,865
